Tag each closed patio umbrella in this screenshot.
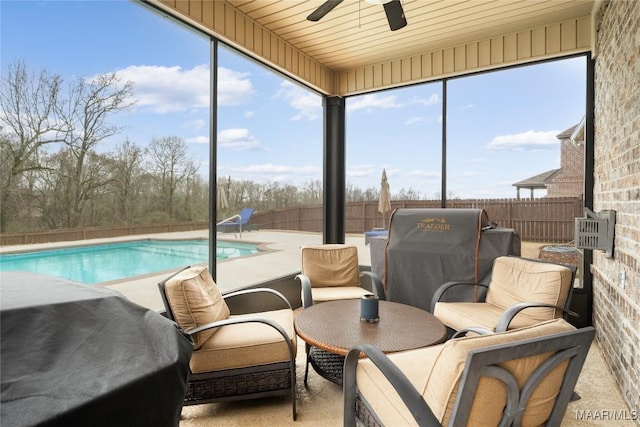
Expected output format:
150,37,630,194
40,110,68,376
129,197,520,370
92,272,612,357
378,169,392,229
216,183,229,212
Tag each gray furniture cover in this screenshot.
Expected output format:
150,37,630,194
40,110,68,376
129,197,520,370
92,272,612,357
383,208,521,312
1,271,192,427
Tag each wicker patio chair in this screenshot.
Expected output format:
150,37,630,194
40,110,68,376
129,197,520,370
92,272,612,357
158,266,297,420
431,256,577,335
295,244,385,385
296,244,385,309
344,318,595,426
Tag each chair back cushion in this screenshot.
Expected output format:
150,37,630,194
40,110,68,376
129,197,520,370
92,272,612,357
300,244,360,287
164,266,230,349
423,318,575,426
485,256,573,322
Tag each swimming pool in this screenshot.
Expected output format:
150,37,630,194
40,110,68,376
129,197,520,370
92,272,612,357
0,240,259,284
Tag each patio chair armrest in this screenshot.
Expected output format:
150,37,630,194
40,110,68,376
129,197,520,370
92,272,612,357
360,271,386,300
343,344,441,427
223,287,293,310
295,274,313,308
496,302,579,332
451,326,495,338
430,282,488,312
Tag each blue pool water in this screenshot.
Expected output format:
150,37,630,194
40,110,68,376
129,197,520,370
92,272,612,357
0,240,258,284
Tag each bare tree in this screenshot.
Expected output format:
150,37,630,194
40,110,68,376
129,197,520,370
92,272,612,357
109,139,144,223
0,62,135,230
145,136,199,219
28,149,113,229
180,173,209,221
300,180,323,204
397,187,424,200
55,73,134,227
0,60,66,231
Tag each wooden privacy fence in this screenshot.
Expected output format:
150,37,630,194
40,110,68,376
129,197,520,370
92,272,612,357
0,221,209,246
252,197,584,243
1,198,583,246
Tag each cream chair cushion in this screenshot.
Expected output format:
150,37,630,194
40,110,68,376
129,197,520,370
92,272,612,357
434,302,511,331
486,256,573,322
356,319,575,426
311,286,372,302
356,345,441,425
164,266,230,349
300,244,370,302
434,257,573,331
189,308,297,373
300,244,360,287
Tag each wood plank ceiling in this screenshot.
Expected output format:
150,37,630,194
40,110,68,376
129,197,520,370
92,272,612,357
226,0,595,72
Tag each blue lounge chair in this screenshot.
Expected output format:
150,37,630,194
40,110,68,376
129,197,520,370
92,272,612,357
217,208,258,233
364,228,388,245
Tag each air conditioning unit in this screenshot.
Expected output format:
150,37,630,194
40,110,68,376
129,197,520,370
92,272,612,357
575,208,616,258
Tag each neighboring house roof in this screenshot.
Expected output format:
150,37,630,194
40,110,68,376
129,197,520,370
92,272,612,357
512,169,561,189
512,117,585,196
556,120,585,145
570,116,586,144
557,124,578,140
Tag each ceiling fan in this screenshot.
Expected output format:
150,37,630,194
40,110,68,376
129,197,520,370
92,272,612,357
307,0,407,31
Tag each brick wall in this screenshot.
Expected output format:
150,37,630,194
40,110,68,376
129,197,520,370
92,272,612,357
546,139,585,197
593,0,640,417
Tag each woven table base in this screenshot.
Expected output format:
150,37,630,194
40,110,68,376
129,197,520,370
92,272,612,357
309,346,345,385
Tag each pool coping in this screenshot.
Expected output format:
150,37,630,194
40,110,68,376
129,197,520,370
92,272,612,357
0,236,280,287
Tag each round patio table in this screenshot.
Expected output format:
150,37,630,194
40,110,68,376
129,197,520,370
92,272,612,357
295,299,447,384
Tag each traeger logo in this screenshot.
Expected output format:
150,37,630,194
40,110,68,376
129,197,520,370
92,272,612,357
417,217,451,232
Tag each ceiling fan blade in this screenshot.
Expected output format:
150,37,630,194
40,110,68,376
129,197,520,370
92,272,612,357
307,0,344,22
383,0,407,31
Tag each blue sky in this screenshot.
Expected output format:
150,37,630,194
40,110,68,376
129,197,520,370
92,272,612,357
1,0,586,199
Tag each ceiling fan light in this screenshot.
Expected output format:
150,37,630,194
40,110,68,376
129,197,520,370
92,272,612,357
365,0,392,5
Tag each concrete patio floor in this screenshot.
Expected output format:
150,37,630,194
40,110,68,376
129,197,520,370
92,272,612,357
1,230,634,425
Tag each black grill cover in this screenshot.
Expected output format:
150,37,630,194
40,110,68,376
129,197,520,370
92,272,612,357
1,272,192,427
384,208,520,311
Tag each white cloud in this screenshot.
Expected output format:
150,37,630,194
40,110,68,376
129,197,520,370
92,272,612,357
347,94,401,112
218,67,253,106
217,128,260,150
112,65,253,114
218,163,322,182
469,157,485,163
185,118,206,130
408,170,440,180
245,164,319,174
113,64,209,113
276,81,322,121
405,116,426,125
459,171,484,178
186,135,208,144
347,164,376,178
244,111,255,118
383,168,402,178
487,130,560,151
409,94,439,106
